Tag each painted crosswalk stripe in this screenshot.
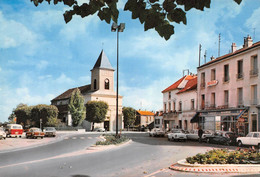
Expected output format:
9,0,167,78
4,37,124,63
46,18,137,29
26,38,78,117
80,137,85,139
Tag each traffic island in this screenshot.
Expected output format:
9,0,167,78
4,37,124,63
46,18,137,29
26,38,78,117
170,159,260,173
170,148,260,173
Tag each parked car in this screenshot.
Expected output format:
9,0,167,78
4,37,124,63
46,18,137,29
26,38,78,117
149,128,165,137
167,129,187,141
26,128,45,139
205,131,237,145
5,124,23,138
186,130,213,140
43,127,56,137
94,127,106,132
237,132,260,148
0,127,6,140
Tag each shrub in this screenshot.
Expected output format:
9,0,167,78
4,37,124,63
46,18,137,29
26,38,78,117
96,134,129,145
186,148,260,164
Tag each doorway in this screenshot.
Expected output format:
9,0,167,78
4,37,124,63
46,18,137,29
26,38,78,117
104,121,110,131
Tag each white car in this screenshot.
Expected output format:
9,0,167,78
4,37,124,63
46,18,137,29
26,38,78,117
0,127,7,140
149,128,165,137
94,127,106,132
237,132,260,148
167,129,187,141
186,130,213,140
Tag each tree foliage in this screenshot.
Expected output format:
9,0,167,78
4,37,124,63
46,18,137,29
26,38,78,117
122,107,136,129
68,88,86,127
30,0,242,40
13,104,59,127
85,100,108,130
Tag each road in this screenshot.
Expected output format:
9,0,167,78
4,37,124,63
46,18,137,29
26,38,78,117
0,132,259,177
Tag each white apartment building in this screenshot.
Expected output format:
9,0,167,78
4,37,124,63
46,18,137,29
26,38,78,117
162,75,197,131
195,36,260,136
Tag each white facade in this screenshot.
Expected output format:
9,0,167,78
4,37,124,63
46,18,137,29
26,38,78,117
197,36,260,135
162,75,197,131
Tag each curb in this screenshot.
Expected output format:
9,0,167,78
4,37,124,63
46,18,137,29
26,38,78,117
169,159,260,173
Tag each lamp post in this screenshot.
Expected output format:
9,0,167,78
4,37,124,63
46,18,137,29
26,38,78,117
111,22,125,136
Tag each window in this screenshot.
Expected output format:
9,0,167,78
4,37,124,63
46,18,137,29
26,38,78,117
224,90,229,107
201,94,205,110
104,79,109,90
250,55,258,76
211,93,215,108
191,99,195,110
94,79,97,90
253,133,259,138
173,102,176,112
237,88,243,106
251,85,257,105
179,101,182,111
211,69,216,80
168,102,171,112
237,60,243,79
224,64,229,82
164,103,166,113
252,114,257,132
201,72,205,88
168,92,171,99
146,117,148,123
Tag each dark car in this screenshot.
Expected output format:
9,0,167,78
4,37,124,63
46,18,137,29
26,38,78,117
205,131,237,146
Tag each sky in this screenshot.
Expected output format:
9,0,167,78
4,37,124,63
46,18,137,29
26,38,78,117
0,0,260,123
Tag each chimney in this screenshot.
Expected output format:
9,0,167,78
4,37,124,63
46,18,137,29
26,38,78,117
210,56,215,60
243,35,253,48
231,43,237,53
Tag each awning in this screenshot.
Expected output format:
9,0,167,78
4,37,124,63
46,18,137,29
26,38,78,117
235,109,248,121
190,112,199,123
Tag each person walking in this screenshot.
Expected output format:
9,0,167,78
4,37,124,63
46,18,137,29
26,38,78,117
198,127,204,143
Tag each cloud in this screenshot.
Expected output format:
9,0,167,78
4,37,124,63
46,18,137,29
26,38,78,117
36,60,49,70
0,11,38,49
55,73,75,85
245,7,260,39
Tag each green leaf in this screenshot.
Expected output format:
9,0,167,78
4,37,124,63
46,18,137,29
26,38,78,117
168,8,186,24
155,23,174,40
63,0,76,7
63,10,73,23
234,0,242,4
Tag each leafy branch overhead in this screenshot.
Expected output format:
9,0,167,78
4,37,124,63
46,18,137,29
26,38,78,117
30,0,242,40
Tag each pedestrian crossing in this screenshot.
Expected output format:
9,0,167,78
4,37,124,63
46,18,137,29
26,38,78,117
63,136,99,140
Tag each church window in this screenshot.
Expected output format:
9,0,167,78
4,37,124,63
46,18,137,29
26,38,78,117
94,79,97,90
105,79,109,90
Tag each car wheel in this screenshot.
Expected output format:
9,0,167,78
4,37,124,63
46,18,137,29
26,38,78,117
238,140,243,147
172,137,175,141
168,137,170,141
149,134,152,137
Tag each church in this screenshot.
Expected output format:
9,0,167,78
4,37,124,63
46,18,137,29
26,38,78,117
51,50,123,131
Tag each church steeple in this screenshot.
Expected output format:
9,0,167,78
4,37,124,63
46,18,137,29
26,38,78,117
91,50,115,92
92,50,114,71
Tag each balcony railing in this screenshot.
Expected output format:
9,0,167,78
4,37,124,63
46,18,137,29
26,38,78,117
250,69,258,76
223,75,230,83
237,100,244,107
251,99,258,105
236,73,244,79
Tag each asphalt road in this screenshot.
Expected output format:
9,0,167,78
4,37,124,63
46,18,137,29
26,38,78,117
0,132,259,177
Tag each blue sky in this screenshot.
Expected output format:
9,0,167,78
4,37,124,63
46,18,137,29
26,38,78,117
0,0,260,122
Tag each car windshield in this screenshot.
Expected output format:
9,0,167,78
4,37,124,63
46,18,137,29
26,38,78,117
32,128,41,132
246,133,253,137
172,130,183,133
45,127,55,131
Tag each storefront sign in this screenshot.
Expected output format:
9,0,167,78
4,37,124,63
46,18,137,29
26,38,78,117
207,80,218,87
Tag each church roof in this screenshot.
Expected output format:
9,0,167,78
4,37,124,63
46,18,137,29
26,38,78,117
51,84,91,102
93,50,114,71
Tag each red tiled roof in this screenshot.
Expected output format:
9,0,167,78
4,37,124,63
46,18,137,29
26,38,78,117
161,76,186,93
51,84,91,101
177,77,197,94
136,110,155,116
199,41,260,68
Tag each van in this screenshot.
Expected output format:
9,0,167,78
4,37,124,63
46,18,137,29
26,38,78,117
5,124,23,138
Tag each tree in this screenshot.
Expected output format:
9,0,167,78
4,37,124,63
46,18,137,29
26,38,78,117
85,100,108,131
14,104,32,127
122,107,136,130
68,88,86,127
30,0,242,40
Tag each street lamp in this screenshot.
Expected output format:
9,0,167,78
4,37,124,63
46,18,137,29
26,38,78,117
111,22,125,136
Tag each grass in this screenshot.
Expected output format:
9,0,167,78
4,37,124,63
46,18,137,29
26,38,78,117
95,134,130,146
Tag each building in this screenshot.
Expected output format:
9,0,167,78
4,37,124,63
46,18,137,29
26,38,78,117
162,74,197,131
51,50,123,131
194,36,260,136
154,111,163,129
135,110,155,129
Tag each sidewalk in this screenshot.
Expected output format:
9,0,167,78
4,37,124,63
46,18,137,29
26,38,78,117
0,131,82,152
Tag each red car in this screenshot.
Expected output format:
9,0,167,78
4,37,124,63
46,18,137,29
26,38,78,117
26,128,45,139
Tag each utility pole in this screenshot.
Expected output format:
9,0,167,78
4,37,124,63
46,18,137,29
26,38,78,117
218,33,221,57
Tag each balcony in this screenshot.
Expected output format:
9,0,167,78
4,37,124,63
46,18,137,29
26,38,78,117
237,100,244,107
223,75,230,83
236,73,244,79
206,104,216,110
251,99,258,105
250,69,258,77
